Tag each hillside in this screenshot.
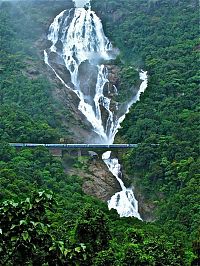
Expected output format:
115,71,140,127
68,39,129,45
92,0,199,243
0,0,199,265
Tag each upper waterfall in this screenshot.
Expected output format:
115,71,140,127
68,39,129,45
45,4,120,143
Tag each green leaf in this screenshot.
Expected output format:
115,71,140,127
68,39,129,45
22,231,29,241
75,247,81,253
11,236,18,242
35,198,41,203
39,191,44,197
80,243,86,250
42,226,47,233
46,193,52,200
25,198,30,203
11,224,17,230
49,246,56,251
20,220,27,226
8,215,13,221
64,249,71,256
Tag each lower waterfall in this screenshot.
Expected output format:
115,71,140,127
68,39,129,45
102,151,141,220
44,0,148,219
102,71,147,219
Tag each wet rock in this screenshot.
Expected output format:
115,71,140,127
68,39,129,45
122,171,156,222
106,64,120,87
78,60,98,98
82,159,121,201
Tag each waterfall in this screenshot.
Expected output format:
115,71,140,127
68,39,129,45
44,0,148,219
45,4,117,143
102,72,147,220
102,151,141,219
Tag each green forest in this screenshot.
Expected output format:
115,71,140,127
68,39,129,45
0,0,199,265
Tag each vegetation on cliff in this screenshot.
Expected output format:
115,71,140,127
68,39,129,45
92,0,199,256
0,0,199,265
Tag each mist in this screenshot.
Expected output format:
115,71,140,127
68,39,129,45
73,0,90,8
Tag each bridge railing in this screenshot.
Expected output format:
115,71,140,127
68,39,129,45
9,143,139,149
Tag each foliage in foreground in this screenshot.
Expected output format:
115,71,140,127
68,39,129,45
0,192,189,266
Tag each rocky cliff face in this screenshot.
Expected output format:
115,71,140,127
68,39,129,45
63,154,121,201
82,158,121,201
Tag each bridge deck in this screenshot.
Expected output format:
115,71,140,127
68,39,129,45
9,143,139,149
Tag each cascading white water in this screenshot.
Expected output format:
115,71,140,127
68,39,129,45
102,151,142,219
45,3,118,142
44,0,148,219
102,72,147,219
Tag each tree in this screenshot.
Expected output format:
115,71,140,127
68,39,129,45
0,191,66,265
73,205,111,264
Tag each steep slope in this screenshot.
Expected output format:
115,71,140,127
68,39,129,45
92,0,199,245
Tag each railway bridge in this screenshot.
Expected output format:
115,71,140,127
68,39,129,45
9,143,140,157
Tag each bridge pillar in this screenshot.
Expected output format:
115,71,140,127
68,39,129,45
78,149,82,157
49,148,62,158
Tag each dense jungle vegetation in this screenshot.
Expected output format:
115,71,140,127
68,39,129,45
93,0,199,258
0,0,199,265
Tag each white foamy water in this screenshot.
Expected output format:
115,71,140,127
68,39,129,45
102,151,142,219
102,72,147,219
45,6,117,143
